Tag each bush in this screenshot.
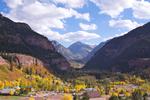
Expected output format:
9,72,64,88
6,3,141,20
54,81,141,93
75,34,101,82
9,89,14,95
62,94,73,100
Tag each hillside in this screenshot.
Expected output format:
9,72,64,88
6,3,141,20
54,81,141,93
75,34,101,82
85,22,150,72
0,53,49,80
0,14,70,73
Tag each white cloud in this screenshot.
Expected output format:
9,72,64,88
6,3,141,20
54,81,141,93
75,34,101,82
90,0,150,19
4,0,23,8
70,9,90,21
79,23,97,30
62,31,100,42
109,19,141,30
132,0,150,19
37,27,100,43
90,0,135,18
53,0,86,8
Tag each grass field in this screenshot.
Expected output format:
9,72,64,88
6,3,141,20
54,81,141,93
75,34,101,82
0,96,26,100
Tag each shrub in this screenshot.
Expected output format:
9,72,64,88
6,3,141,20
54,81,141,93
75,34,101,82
9,89,14,95
62,94,73,100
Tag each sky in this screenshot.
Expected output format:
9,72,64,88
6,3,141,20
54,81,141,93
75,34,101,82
0,0,150,47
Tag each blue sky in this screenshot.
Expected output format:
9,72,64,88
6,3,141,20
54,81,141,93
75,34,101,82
0,0,150,47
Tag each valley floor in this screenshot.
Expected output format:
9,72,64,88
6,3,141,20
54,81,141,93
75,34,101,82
0,93,109,100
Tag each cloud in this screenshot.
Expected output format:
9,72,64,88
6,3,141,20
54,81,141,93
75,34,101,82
4,0,90,23
109,19,141,30
90,0,134,18
132,0,150,19
90,0,150,19
4,0,23,8
70,9,90,21
62,31,100,42
79,23,97,30
38,27,100,43
53,0,86,8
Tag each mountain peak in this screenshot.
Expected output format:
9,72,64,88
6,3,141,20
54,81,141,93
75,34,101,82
72,41,83,46
68,41,95,60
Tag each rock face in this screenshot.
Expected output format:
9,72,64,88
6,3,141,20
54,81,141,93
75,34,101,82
0,14,70,72
0,53,43,67
15,54,44,67
0,56,8,65
68,41,96,60
85,22,150,72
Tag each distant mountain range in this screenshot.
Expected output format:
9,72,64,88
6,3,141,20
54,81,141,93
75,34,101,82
85,22,150,73
0,13,70,73
52,41,96,68
68,41,96,60
52,41,96,61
